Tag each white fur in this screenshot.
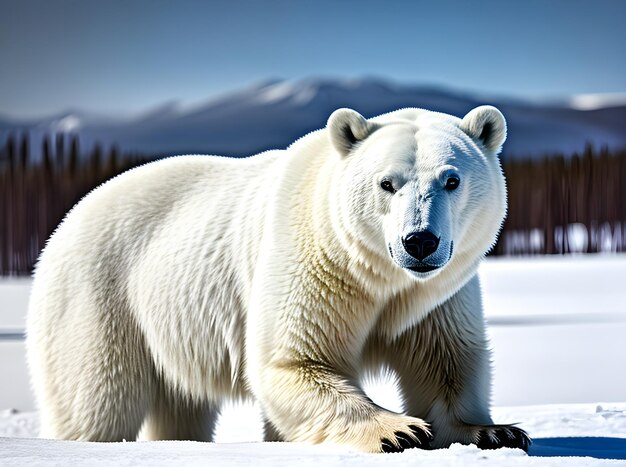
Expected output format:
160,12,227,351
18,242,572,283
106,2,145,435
27,106,516,452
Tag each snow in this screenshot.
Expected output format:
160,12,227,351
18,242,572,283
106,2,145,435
568,92,626,110
2,403,626,465
0,277,30,330
481,255,626,320
1,255,626,464
0,438,535,467
481,256,626,406
50,114,82,132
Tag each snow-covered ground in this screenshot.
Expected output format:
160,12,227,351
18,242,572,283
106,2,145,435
1,403,626,465
482,255,626,406
1,255,626,465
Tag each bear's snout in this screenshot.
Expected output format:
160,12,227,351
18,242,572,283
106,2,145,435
402,231,440,261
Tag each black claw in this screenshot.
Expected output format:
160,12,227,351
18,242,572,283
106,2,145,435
476,429,499,450
394,431,414,450
381,438,402,453
476,426,531,452
511,427,532,452
381,425,435,453
408,425,433,449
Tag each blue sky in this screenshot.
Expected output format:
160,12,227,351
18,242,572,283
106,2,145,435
1,0,625,118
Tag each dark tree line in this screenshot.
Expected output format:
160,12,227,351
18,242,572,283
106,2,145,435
495,145,626,255
1,133,625,276
0,133,151,276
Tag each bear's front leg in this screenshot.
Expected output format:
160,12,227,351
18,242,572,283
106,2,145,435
380,276,531,452
246,232,433,453
256,358,432,452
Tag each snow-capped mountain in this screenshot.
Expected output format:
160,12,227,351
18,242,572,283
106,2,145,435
1,78,625,160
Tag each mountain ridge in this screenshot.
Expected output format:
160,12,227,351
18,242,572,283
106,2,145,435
1,77,625,160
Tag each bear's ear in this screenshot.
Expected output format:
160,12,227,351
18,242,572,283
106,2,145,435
327,108,380,156
460,106,507,154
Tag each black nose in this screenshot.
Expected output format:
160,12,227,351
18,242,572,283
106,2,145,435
402,231,440,261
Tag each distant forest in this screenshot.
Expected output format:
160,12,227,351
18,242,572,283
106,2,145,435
1,133,625,276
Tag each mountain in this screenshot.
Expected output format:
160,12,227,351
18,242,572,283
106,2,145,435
1,77,625,161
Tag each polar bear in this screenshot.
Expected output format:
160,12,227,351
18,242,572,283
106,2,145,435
27,105,530,453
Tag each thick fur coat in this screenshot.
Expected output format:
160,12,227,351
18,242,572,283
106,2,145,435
27,106,530,452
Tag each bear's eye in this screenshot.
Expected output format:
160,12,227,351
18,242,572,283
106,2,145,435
380,178,396,194
445,176,460,191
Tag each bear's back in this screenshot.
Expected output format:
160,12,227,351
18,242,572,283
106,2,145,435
28,152,282,401
36,151,281,289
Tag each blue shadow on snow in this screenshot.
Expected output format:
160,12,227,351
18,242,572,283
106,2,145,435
529,437,626,460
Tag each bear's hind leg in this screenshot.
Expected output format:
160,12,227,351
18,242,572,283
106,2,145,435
39,390,150,443
141,382,220,441
31,306,156,441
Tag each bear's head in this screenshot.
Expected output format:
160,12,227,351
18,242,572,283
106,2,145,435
327,106,507,281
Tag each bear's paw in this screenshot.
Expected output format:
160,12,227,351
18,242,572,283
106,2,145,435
474,424,531,452
373,413,432,453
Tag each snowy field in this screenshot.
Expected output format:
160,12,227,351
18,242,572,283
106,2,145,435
1,255,625,465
